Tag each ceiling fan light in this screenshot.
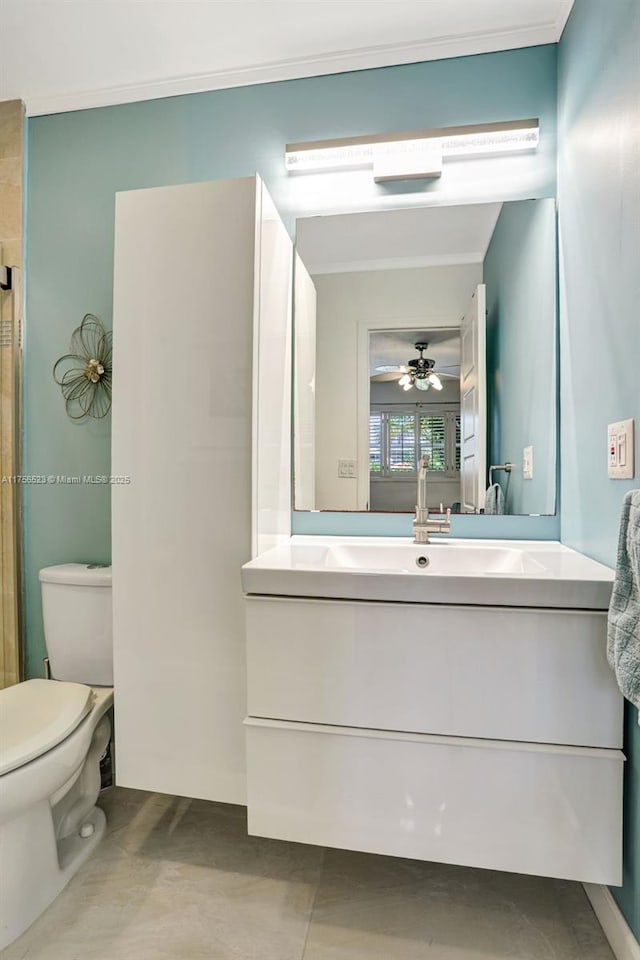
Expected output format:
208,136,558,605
427,373,443,391
415,378,430,391
398,373,411,386
402,380,414,391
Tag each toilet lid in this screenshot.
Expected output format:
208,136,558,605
0,679,95,776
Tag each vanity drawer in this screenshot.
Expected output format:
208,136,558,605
245,596,623,748
245,718,624,885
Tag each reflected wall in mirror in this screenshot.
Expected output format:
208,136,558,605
294,198,557,516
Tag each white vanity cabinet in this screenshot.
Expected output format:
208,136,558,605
244,588,624,885
112,176,291,804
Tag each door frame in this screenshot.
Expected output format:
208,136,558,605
356,316,460,510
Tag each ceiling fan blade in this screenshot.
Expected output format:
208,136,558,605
375,364,408,373
370,372,402,382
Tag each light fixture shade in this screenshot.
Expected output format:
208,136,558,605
402,380,414,391
285,119,539,177
415,378,430,391
398,373,412,386
427,373,444,391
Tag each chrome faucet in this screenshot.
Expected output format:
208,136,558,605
413,454,452,544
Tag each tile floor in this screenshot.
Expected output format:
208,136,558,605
4,787,614,960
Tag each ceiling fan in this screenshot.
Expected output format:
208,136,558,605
372,341,458,392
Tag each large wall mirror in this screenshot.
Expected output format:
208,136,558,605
293,198,557,517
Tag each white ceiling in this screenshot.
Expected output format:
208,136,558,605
296,202,503,275
0,0,573,116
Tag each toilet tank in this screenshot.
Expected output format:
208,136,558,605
39,564,113,686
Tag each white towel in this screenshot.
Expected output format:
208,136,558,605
607,490,640,724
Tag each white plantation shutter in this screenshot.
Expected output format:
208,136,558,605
419,415,447,471
370,407,461,477
387,413,416,473
369,412,382,474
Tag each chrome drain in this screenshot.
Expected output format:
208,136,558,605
416,555,430,568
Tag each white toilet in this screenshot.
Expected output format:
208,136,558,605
0,563,114,950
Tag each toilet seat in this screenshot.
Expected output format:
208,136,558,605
0,679,94,776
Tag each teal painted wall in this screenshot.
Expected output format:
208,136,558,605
484,199,557,515
558,0,640,939
24,45,558,677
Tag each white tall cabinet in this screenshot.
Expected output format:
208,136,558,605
111,176,292,804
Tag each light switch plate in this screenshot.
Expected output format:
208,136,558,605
522,445,533,480
338,459,357,479
608,419,635,479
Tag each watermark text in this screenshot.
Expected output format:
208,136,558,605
1,475,132,485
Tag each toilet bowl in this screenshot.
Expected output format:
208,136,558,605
0,564,114,949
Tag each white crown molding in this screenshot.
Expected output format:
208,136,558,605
25,21,562,117
309,253,483,275
583,884,640,960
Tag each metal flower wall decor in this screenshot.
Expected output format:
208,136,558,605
53,314,113,420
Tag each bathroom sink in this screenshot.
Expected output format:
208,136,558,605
241,536,614,609
322,541,547,575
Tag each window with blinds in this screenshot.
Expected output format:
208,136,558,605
370,407,460,478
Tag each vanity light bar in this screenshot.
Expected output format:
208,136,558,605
285,119,539,177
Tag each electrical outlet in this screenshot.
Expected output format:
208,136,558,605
608,419,635,479
338,459,357,479
522,446,533,480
